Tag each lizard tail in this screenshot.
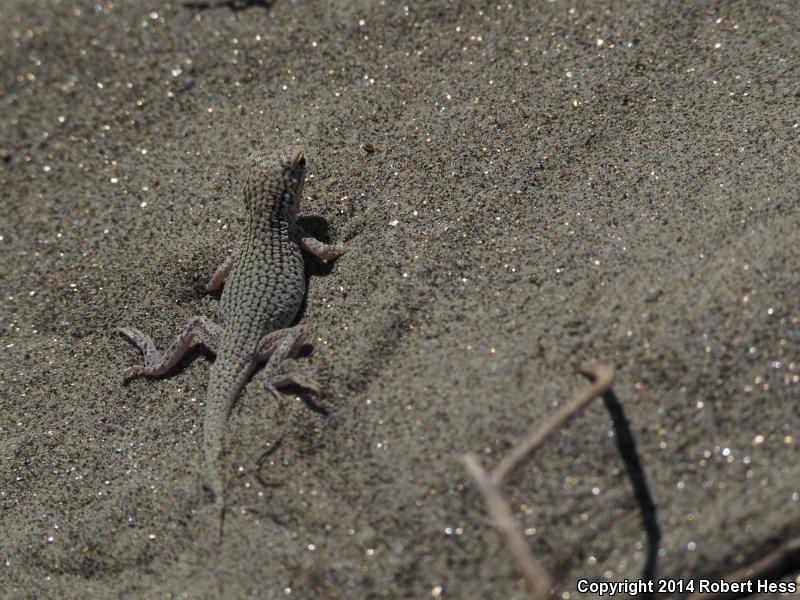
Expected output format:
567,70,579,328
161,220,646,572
214,483,226,544
204,358,254,544
205,426,227,544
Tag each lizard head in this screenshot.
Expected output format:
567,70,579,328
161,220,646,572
244,150,307,224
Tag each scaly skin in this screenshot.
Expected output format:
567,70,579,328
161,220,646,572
118,151,345,538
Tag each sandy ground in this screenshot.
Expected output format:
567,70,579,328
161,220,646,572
1,1,799,598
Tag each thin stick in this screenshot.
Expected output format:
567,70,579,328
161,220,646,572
462,361,615,600
686,537,800,600
491,361,614,485
463,454,554,600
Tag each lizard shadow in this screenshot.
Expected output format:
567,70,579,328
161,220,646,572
181,0,273,12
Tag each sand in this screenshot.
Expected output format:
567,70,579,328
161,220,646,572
1,0,798,598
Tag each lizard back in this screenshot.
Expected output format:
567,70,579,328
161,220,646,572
218,153,307,343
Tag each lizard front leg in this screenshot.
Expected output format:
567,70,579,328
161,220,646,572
206,246,240,292
295,225,346,261
117,316,223,381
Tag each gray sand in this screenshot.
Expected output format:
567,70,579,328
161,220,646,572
1,1,798,598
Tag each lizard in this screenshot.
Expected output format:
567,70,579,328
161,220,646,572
117,150,345,538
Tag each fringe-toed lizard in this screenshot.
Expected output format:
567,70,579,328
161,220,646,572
118,151,345,538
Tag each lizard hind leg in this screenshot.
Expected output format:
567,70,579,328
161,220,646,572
255,324,310,365
117,317,223,382
256,326,321,399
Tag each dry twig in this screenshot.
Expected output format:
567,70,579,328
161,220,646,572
685,537,800,600
462,360,615,600
462,454,554,600
491,361,614,484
